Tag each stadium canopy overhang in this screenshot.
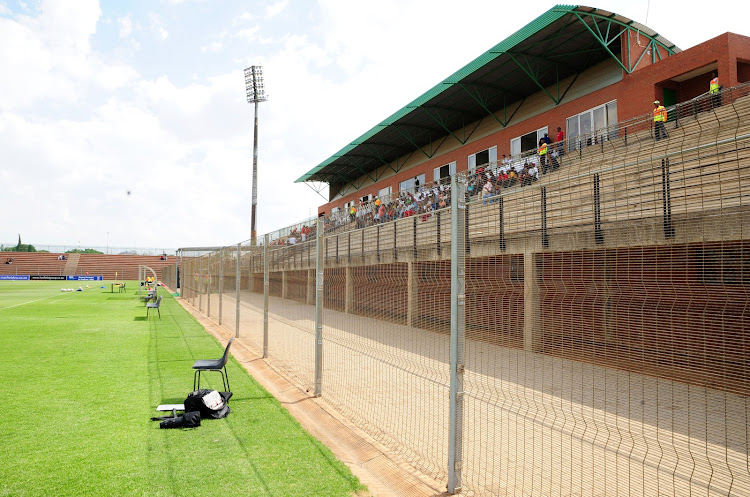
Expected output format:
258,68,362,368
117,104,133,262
295,4,679,199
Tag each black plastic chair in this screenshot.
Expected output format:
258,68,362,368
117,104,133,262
146,295,162,319
141,289,156,303
192,338,234,392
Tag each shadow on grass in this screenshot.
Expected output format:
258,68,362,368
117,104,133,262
133,316,147,321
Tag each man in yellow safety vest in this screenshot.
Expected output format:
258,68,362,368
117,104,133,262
653,100,668,141
537,139,548,173
710,72,721,108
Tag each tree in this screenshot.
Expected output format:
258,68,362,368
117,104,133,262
65,248,104,254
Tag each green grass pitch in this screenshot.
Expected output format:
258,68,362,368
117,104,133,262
0,281,366,497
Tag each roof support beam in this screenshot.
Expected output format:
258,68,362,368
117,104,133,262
341,156,378,184
303,181,329,201
572,13,631,74
391,125,435,159
507,52,560,105
361,144,396,172
457,82,517,128
500,95,525,128
419,106,470,145
570,10,678,74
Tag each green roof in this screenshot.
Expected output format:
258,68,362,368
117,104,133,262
297,4,679,188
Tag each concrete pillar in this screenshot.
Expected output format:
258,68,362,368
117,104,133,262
523,251,542,353
307,269,315,305
407,262,418,327
344,266,354,314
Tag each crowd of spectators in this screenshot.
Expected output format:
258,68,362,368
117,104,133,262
270,130,572,246
317,146,564,237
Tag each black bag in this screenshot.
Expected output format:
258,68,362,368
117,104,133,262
184,389,231,419
158,410,201,429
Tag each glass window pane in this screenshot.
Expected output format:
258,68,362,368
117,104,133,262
566,116,579,152
510,137,521,156
606,101,618,139
580,113,592,147
593,107,605,136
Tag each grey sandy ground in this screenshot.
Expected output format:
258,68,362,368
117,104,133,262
183,290,750,497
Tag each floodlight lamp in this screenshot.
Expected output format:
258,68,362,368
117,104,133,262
244,65,268,104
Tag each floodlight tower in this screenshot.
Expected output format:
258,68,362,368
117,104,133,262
244,65,267,245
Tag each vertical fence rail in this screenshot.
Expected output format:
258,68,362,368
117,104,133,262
263,234,270,358
235,243,240,338
448,174,466,493
314,220,324,397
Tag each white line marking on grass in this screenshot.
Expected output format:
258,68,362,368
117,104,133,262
49,296,75,304
0,294,71,310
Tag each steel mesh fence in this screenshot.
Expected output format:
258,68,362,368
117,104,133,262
172,85,750,496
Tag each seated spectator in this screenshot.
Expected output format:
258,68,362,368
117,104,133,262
527,162,540,182
482,177,494,205
5,257,11,265
507,168,518,187
520,163,532,186
549,148,561,171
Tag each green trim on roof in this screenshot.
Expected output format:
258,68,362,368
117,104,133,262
295,5,574,183
296,4,680,184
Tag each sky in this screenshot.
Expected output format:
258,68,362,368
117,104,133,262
0,0,746,252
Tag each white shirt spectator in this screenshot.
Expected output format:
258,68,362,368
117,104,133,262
527,165,539,180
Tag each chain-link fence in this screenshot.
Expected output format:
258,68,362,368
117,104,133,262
167,85,750,496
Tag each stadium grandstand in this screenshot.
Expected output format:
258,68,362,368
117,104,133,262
0,252,177,280
171,5,750,496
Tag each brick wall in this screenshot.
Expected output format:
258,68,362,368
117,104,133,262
539,242,750,396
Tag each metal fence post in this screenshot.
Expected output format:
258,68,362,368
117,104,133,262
314,220,324,397
263,234,270,358
218,248,223,325
206,252,211,317
448,173,466,494
198,255,203,313
235,243,241,338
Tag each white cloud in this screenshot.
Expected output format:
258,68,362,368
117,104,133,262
233,11,254,25
265,0,288,20
201,40,223,53
235,25,259,40
117,15,132,38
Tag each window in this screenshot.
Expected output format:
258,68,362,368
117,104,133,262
468,146,497,171
510,127,548,156
359,193,372,204
399,173,425,192
566,101,618,151
378,186,392,199
433,161,457,183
